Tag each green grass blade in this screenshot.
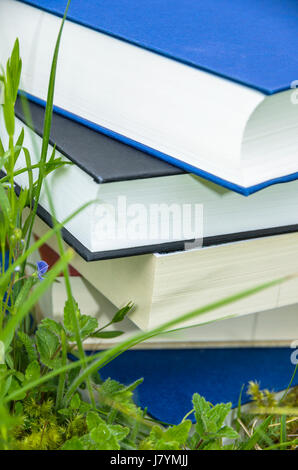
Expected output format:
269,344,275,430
25,0,71,252
280,414,287,444
241,415,273,450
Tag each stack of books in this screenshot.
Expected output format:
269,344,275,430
1,0,298,339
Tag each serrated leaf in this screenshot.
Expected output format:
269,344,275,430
79,315,98,339
86,411,104,431
215,426,239,440
107,424,129,443
40,317,63,337
190,393,238,449
64,298,98,339
36,326,60,368
142,421,191,450
79,401,92,414
90,423,129,450
192,393,210,436
63,297,77,333
162,420,192,445
207,402,232,432
61,437,84,450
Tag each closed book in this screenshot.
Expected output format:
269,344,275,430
5,97,298,260
38,278,298,349
2,1,298,194
31,244,298,348
32,215,298,330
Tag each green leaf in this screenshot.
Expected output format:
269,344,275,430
191,393,237,448
70,393,81,410
16,187,29,215
63,417,129,451
99,378,142,405
24,361,40,384
14,128,25,165
214,426,239,440
63,297,79,332
112,303,134,323
0,182,11,225
140,420,192,450
6,38,22,102
61,437,84,450
79,315,98,339
90,330,124,339
40,317,63,337
192,393,210,436
207,402,232,432
3,89,15,136
64,298,98,339
36,326,60,368
89,423,129,450
162,420,192,445
86,411,104,431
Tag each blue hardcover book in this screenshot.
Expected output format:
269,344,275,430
1,0,298,195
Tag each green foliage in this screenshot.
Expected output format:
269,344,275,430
36,326,61,369
188,393,239,450
64,297,98,341
62,411,129,450
140,421,192,450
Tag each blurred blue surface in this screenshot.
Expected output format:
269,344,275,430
98,348,298,424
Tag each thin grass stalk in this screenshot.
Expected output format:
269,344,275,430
24,0,71,255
